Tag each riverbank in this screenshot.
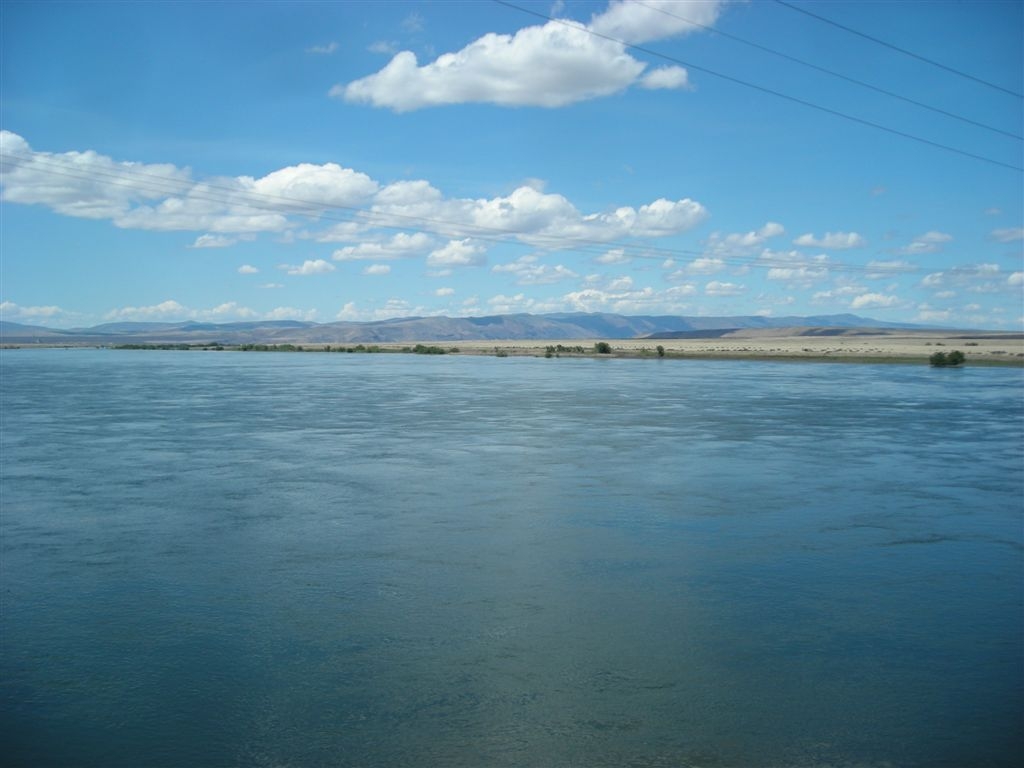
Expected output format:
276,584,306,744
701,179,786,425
5,330,1023,365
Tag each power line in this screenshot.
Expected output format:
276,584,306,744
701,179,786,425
774,0,1024,99
633,0,1022,140
0,150,919,276
492,0,1023,173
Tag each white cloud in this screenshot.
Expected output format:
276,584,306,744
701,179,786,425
426,238,486,267
850,292,899,309
238,264,260,274
589,0,724,44
812,284,866,303
1,130,192,221
333,232,433,261
363,264,391,275
102,300,264,322
435,287,455,297
639,66,689,90
922,264,1007,293
192,234,238,248
375,185,707,246
307,42,339,55
595,248,630,265
991,227,1024,243
705,281,744,296
703,222,785,258
0,131,376,236
246,162,378,210
335,1,724,111
335,23,643,111
282,259,336,276
492,254,578,284
898,231,952,255
104,300,188,321
559,283,697,314
204,302,259,320
0,300,68,322
1,132,709,260
1008,272,1023,287
681,256,725,275
793,231,866,249
607,275,633,291
758,249,829,284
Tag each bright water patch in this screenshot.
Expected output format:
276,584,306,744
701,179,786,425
2,350,1022,767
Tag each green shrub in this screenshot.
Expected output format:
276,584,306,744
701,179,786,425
930,349,966,367
595,341,612,354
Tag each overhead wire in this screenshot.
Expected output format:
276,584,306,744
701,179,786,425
632,0,1022,140
0,149,921,276
492,0,1023,173
773,0,1024,99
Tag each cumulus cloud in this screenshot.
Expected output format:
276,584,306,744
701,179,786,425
492,254,578,284
1,130,191,221
191,234,240,248
793,231,866,249
426,238,486,267
282,259,336,276
333,232,434,261
1008,272,1023,286
0,300,68,322
595,248,630,265
703,222,785,258
335,1,723,110
363,264,391,275
2,132,710,264
638,66,689,90
0,131,374,236
435,287,455,297
850,292,899,309
589,0,723,43
371,184,708,246
705,281,744,296
238,264,260,274
758,249,829,284
679,256,725,275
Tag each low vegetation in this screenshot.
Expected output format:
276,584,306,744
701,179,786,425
930,350,966,367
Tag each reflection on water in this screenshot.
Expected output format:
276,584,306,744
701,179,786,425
2,350,1022,767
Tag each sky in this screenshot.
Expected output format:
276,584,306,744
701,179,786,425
1,0,1022,329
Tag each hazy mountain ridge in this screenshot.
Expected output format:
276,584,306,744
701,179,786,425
1,313,939,345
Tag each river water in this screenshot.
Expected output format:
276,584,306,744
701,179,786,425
2,349,1021,767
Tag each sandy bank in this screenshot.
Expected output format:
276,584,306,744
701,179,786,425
424,331,1024,365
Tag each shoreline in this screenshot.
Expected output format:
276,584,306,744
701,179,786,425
4,331,1023,366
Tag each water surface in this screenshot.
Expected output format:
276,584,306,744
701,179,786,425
2,350,1021,767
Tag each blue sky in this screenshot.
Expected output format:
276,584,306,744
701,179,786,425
1,0,1021,329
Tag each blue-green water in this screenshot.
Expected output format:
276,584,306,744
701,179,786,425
1,349,1021,767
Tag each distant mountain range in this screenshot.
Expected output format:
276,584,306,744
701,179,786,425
0,312,943,345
